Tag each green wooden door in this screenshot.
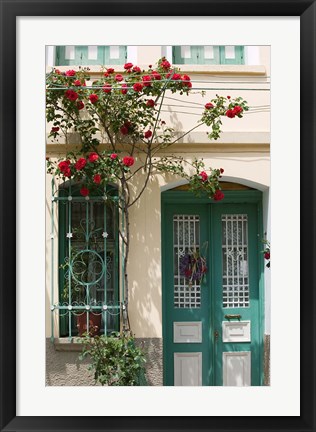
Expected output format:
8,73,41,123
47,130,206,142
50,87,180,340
162,198,263,386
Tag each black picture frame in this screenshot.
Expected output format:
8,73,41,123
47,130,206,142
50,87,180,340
0,1,315,431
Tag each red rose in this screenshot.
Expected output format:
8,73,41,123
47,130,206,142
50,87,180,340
65,70,76,76
51,127,59,132
55,69,61,75
144,130,152,139
172,73,181,80
220,168,224,174
88,152,99,162
133,82,144,92
214,190,225,201
103,84,112,94
77,100,84,110
124,62,133,70
89,94,99,104
132,66,141,73
58,160,71,173
227,96,231,99
104,72,109,78
107,68,115,74
149,64,152,68
225,109,236,118
151,70,161,80
120,125,129,135
115,74,124,82
80,187,90,197
264,252,270,260
93,174,102,184
205,103,214,110
110,153,118,160
75,158,87,170
142,75,152,86
146,99,155,107
122,156,135,167
63,168,72,178
121,83,128,94
181,74,191,87
233,105,243,115
65,90,79,101
200,171,208,182
74,79,81,86
161,59,171,70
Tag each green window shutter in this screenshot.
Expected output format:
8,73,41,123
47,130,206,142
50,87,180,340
219,46,244,65
55,46,127,66
172,45,244,65
58,184,119,337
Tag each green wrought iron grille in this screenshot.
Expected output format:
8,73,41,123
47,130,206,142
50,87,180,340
50,179,121,340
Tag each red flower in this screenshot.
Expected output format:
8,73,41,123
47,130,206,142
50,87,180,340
121,83,128,94
77,100,84,110
58,160,71,173
75,158,87,170
181,74,191,87
200,171,208,182
88,152,99,162
144,130,152,139
227,96,231,99
233,105,243,115
133,82,144,92
225,109,236,118
161,59,171,70
65,70,76,76
124,62,133,70
115,74,124,82
214,190,225,201
151,70,161,80
172,73,181,80
205,103,214,110
103,84,112,94
51,127,60,132
220,168,224,174
122,156,135,167
142,75,152,86
74,80,82,86
120,125,129,135
264,252,270,260
89,94,99,104
146,99,155,107
80,187,90,197
63,168,72,178
65,90,79,101
93,174,102,184
55,69,61,75
132,66,141,73
110,153,118,160
107,68,115,74
104,72,109,78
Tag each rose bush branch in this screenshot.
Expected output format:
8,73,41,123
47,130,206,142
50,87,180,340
46,58,248,303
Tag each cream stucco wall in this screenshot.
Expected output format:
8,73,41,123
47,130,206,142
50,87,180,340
45,45,270,339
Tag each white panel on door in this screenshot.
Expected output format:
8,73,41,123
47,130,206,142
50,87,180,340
222,321,251,343
174,322,202,343
204,46,214,59
225,46,236,59
180,46,191,59
65,46,75,60
109,46,120,59
88,46,98,60
174,352,202,386
223,351,251,386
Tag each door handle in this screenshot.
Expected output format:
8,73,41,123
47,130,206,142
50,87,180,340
224,314,241,320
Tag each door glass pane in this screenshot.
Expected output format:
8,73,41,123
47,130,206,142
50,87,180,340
222,214,249,308
173,215,201,308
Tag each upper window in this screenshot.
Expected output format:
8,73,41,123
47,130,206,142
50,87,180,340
172,46,244,65
55,45,127,66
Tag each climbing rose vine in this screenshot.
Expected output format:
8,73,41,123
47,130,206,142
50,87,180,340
46,57,249,302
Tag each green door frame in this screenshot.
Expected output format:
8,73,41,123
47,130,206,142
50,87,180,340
161,189,265,386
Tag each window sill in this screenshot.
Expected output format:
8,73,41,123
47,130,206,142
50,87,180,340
54,337,84,352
